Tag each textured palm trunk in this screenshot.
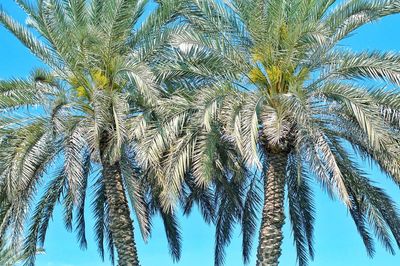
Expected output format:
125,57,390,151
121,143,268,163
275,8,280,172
256,151,288,266
102,160,140,266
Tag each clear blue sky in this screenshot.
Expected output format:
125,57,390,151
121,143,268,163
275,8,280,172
1,1,400,266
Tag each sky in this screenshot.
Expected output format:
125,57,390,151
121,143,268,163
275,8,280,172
1,1,400,266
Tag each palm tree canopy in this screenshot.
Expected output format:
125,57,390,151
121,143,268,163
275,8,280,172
2,0,400,265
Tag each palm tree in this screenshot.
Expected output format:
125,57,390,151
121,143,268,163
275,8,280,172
0,0,213,265
223,1,400,265
151,0,400,265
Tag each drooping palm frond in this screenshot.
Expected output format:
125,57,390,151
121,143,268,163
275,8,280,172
287,153,315,266
23,167,68,265
120,145,151,241
213,175,244,266
330,141,400,255
182,174,216,224
241,171,262,264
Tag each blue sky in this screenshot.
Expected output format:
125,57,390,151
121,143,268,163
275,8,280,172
1,1,400,266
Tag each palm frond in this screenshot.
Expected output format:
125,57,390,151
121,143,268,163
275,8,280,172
241,171,262,264
287,153,315,266
23,167,67,266
0,9,60,69
326,0,400,43
160,209,181,262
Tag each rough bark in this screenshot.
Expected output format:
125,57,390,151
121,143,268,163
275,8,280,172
103,160,140,266
256,151,288,266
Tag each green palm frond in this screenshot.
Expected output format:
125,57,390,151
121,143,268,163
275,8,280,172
287,152,315,266
23,167,67,266
120,146,151,241
322,51,400,85
214,177,243,266
326,0,400,43
182,175,216,224
0,9,60,69
241,171,262,264
160,210,182,262
91,172,107,262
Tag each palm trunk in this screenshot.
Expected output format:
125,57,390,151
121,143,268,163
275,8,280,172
102,160,140,266
256,151,288,266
